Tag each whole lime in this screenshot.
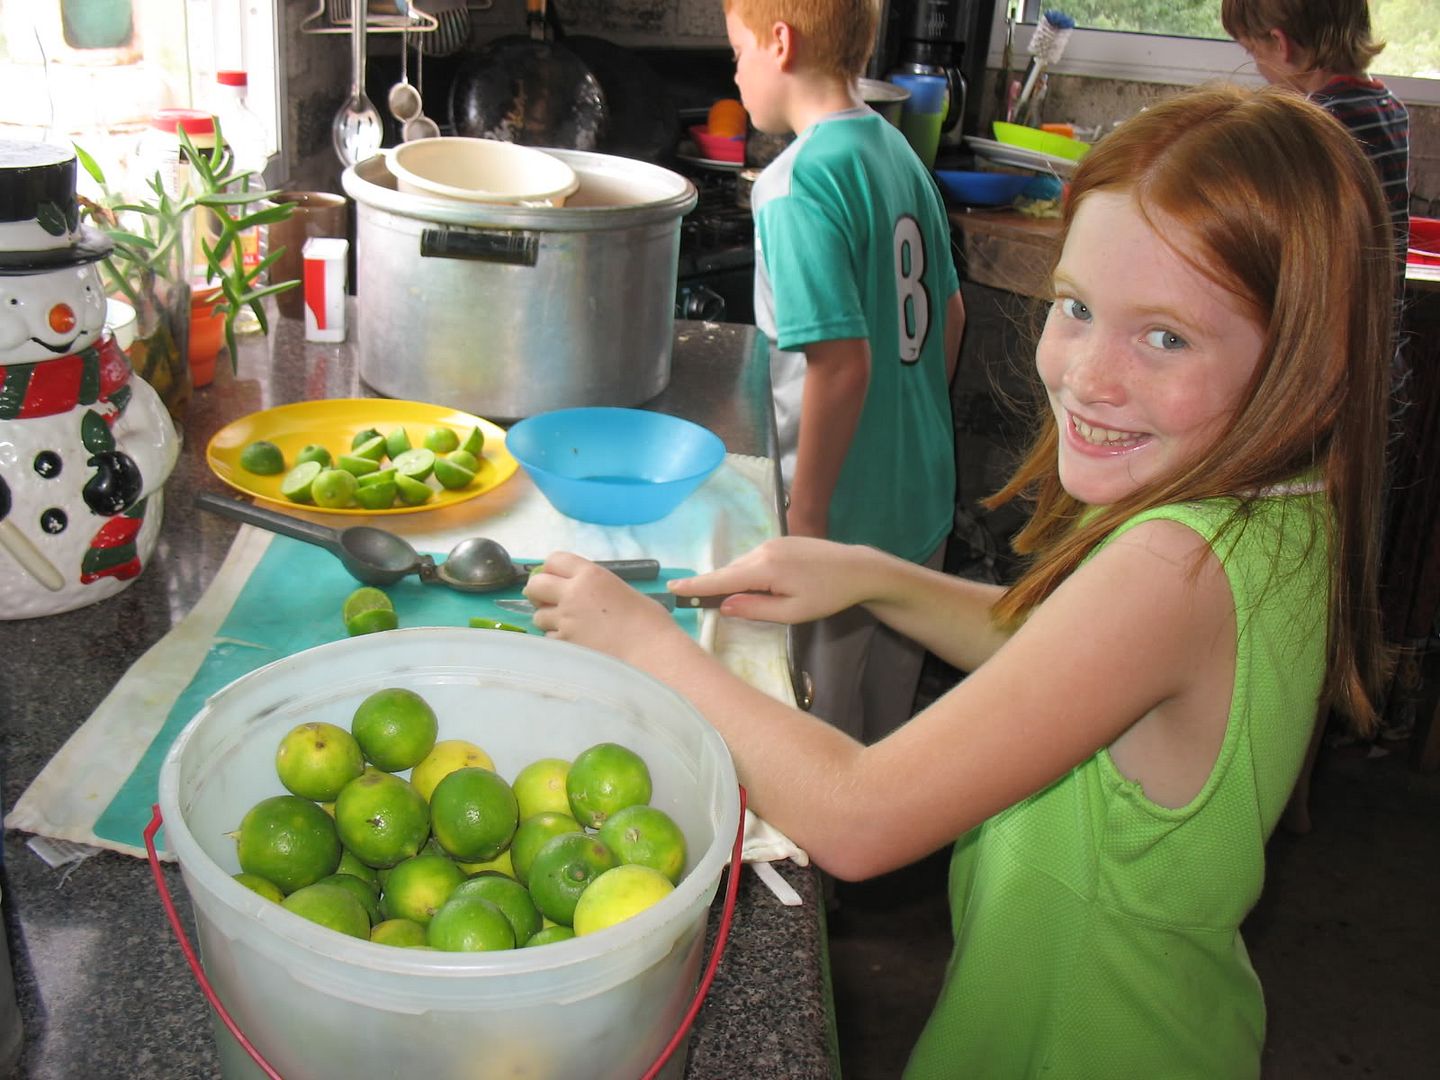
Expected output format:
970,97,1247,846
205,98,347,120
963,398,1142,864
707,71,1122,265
512,757,572,820
370,918,428,948
333,769,430,869
380,852,465,926
275,721,365,802
566,742,653,828
526,832,616,926
427,895,516,952
236,794,341,895
572,864,675,936
280,881,371,939
596,804,688,884
453,873,541,944
509,812,582,886
350,687,438,771
409,739,496,802
429,767,518,863
239,440,285,475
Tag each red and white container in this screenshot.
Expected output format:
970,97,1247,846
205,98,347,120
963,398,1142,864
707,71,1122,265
302,236,347,342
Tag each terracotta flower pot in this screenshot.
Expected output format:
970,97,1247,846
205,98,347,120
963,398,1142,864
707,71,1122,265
188,285,225,387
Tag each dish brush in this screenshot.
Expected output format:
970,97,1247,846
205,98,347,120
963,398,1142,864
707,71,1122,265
1014,10,1075,122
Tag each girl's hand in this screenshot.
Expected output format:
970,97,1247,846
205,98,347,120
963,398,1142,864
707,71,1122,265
670,536,876,624
524,551,681,663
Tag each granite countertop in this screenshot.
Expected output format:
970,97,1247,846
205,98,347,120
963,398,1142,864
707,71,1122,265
0,313,838,1079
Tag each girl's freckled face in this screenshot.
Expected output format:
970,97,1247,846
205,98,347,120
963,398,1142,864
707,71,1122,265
1036,191,1266,506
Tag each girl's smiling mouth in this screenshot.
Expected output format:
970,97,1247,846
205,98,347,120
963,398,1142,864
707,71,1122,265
1069,413,1148,452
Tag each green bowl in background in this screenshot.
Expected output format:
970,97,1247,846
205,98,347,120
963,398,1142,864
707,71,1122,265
992,121,1091,162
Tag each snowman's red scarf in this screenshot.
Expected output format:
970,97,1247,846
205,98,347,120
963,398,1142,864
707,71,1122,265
0,335,130,421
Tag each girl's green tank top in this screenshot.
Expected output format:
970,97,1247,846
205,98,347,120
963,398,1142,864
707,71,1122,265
905,492,1332,1079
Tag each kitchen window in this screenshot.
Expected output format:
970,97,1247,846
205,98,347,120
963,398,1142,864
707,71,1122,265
990,1,1440,107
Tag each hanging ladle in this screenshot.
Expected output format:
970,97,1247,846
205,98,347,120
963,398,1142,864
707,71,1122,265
195,493,659,593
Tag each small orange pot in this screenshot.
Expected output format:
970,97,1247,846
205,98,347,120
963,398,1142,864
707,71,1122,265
188,286,225,387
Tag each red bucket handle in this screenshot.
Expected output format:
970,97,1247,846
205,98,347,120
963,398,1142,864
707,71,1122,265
145,785,749,1080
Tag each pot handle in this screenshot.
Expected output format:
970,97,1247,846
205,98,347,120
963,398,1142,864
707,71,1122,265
420,228,539,267
145,785,749,1080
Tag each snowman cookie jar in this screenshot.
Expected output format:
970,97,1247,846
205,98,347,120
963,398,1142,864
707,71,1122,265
0,141,178,619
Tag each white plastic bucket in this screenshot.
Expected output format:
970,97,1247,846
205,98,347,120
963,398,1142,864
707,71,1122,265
156,627,740,1080
387,137,580,206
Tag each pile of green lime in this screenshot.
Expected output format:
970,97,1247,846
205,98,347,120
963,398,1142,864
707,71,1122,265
239,424,486,511
232,687,687,952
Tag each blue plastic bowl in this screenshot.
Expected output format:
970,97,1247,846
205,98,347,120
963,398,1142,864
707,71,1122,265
505,407,727,525
934,170,1031,207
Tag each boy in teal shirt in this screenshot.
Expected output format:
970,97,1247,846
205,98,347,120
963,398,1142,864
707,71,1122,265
725,0,965,742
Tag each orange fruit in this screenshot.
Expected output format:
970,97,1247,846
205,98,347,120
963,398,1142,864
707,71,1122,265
573,865,675,936
236,794,342,895
333,769,430,868
350,687,438,771
526,832,616,926
280,881,371,939
453,873,542,945
708,98,748,138
597,804,688,884
511,757,572,820
566,742,652,828
370,918,428,948
427,895,516,952
409,739,496,802
380,852,465,926
275,721,365,802
429,767,518,863
509,812,582,886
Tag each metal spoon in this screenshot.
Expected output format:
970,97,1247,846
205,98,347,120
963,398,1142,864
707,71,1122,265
197,492,429,586
196,493,660,593
387,26,422,124
332,0,384,168
435,537,658,593
401,40,441,142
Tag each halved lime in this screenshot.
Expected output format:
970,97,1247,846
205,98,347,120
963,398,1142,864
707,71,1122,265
239,440,286,476
460,426,485,456
394,473,433,506
354,481,398,511
343,586,397,636
337,453,380,477
295,444,332,468
432,456,476,490
448,449,479,473
384,427,412,460
280,460,323,504
358,467,398,487
352,435,387,462
311,468,359,509
351,427,383,451
424,426,461,454
392,448,436,482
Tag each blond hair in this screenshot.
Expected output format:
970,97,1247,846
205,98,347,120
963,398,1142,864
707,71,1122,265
1221,0,1385,74
722,0,879,80
989,85,1394,735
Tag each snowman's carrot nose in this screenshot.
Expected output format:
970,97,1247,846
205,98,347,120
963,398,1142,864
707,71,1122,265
48,303,76,334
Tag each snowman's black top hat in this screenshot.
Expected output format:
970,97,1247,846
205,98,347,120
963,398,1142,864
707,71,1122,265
0,141,112,275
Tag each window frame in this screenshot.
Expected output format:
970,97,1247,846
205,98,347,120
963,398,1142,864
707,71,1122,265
985,5,1440,108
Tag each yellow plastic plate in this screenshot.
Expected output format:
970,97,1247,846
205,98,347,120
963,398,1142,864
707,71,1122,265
206,398,517,515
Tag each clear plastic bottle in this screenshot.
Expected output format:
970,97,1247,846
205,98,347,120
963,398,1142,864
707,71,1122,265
211,70,271,333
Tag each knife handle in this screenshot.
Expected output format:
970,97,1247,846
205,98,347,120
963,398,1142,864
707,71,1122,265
669,590,766,609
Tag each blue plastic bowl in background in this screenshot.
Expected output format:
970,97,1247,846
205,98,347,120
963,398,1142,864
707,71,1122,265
933,170,1031,207
505,407,727,525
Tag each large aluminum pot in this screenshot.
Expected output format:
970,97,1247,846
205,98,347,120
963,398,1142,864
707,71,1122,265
342,149,697,420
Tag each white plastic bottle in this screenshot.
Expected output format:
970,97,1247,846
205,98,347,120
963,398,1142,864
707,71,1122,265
211,70,271,332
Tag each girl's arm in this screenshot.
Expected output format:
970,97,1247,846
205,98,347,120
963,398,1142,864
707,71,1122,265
527,518,1234,881
671,537,1011,672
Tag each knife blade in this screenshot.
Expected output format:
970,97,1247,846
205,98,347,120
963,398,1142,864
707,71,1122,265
495,591,741,615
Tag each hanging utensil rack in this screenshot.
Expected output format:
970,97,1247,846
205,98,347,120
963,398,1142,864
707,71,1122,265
299,1,439,36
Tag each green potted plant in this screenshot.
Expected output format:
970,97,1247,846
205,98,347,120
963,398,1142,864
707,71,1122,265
75,121,297,414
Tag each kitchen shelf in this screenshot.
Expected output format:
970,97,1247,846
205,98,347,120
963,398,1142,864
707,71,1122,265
299,1,438,36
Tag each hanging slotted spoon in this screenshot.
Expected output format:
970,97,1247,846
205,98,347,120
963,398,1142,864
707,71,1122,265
332,0,384,167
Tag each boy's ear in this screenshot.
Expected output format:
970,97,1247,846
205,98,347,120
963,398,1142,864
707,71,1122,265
770,20,795,70
1268,27,1299,67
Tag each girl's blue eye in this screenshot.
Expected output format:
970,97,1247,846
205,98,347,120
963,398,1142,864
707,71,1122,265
1059,297,1091,322
1144,328,1187,351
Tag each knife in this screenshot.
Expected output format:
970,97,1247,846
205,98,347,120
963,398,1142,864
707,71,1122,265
496,591,753,614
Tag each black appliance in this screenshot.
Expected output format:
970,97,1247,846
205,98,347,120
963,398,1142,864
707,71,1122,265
673,162,756,325
877,0,996,144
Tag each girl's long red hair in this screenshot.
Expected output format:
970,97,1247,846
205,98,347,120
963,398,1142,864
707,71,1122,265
988,85,1394,734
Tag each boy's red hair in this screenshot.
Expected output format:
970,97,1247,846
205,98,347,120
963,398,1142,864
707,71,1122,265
722,0,879,80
